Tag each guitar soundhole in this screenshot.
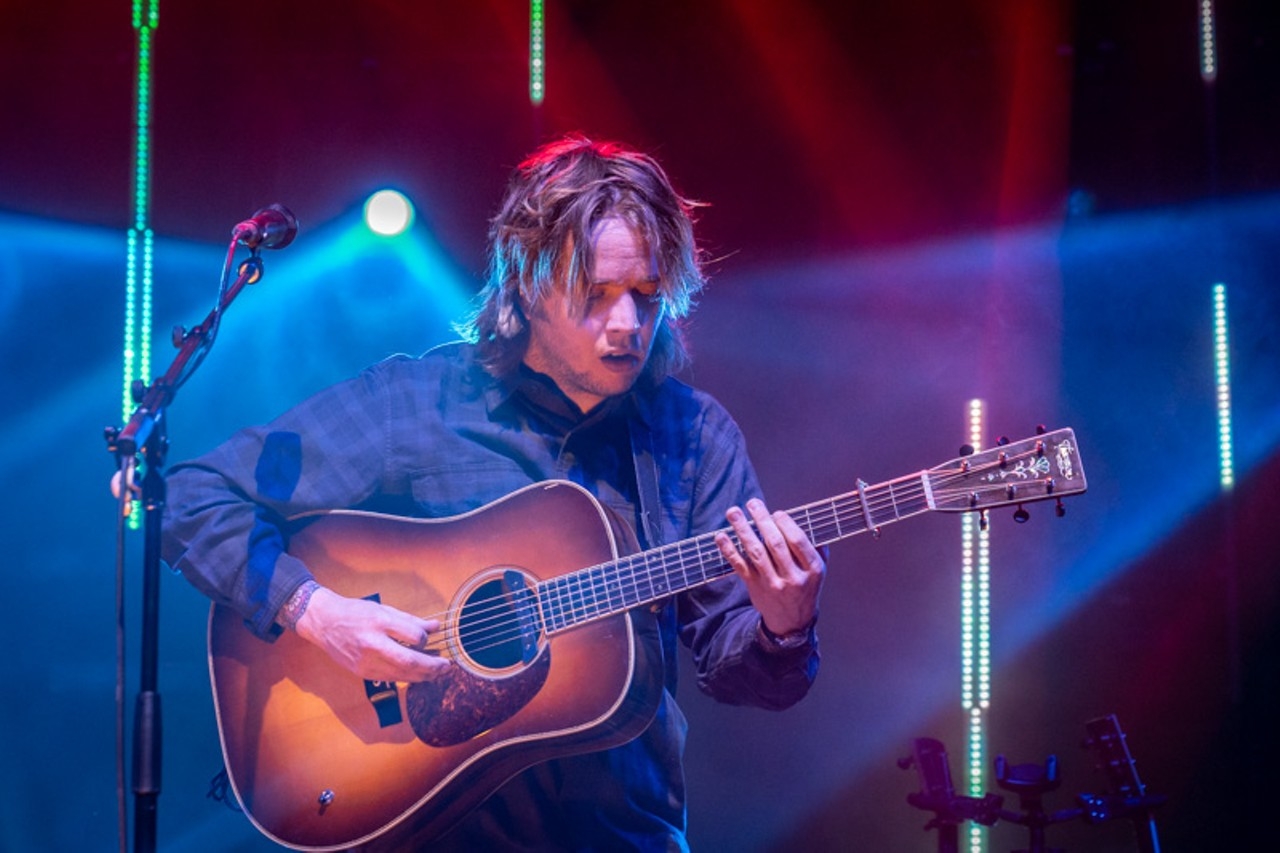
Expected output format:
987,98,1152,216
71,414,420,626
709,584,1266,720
406,569,550,748
457,570,544,671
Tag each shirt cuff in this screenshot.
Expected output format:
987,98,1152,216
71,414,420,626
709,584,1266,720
756,616,817,654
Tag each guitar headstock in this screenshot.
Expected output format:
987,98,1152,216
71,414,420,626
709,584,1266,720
1084,714,1145,797
924,427,1087,515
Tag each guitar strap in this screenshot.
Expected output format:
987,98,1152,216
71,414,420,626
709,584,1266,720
627,415,663,551
629,412,679,682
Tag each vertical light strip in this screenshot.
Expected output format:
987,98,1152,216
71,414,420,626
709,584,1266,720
961,398,991,853
530,0,545,105
1213,284,1233,490
124,1,158,527
124,0,158,425
1199,0,1218,83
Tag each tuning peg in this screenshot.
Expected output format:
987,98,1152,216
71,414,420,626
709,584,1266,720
1036,424,1047,435
959,444,975,457
997,435,1010,446
1013,505,1030,523
1055,498,1066,518
979,510,989,531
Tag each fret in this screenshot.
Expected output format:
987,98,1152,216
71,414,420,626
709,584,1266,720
651,562,670,598
586,565,606,615
537,581,553,632
604,562,625,613
693,539,711,590
832,493,861,543
635,551,655,604
543,576,566,632
885,479,902,521
700,536,729,583
567,571,586,623
619,554,641,609
822,498,843,545
673,542,694,591
688,539,711,585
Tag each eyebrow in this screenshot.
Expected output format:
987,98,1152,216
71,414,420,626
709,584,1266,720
588,276,661,287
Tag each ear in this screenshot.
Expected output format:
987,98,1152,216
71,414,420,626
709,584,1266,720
495,297,527,338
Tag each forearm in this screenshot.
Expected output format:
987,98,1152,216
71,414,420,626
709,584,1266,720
162,460,315,638
161,366,394,636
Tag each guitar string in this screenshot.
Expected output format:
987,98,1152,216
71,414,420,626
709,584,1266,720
418,473,930,640
416,462,1052,658
411,454,1061,657
407,446,1065,657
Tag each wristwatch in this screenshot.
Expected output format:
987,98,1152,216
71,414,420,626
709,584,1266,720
756,617,814,652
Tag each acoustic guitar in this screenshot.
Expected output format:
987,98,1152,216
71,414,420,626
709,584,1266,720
209,427,1087,849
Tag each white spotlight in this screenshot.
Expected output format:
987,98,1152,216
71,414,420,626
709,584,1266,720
364,189,414,236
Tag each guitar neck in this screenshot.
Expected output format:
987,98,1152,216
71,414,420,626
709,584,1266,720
536,426,1086,634
536,472,931,634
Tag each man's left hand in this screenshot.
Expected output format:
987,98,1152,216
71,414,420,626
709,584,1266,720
715,498,826,637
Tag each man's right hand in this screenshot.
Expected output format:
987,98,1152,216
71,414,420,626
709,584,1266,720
294,587,453,684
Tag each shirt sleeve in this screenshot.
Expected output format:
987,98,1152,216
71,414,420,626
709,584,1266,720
675,400,820,710
161,363,394,640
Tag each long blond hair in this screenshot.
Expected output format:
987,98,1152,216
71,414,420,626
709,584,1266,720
458,135,706,379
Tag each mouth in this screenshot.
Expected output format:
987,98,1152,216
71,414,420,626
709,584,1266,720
601,352,641,371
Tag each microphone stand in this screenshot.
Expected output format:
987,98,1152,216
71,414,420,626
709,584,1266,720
106,251,265,853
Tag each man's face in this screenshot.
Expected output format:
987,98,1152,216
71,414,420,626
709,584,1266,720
522,216,663,413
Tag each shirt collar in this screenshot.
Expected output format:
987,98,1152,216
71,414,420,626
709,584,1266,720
482,361,654,430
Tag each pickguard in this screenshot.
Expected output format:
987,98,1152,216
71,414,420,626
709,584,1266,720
405,649,551,746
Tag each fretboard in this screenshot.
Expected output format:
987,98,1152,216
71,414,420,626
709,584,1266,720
536,471,932,634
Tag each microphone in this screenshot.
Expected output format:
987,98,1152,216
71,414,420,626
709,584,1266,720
232,203,299,249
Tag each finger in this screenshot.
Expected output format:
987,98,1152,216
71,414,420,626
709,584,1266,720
725,505,772,574
773,511,825,573
387,642,452,682
385,610,440,650
746,500,795,568
715,529,752,578
362,649,449,685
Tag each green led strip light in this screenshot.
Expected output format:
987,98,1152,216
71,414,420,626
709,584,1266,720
530,0,545,105
124,1,158,430
961,398,991,853
124,1,158,525
1213,284,1233,490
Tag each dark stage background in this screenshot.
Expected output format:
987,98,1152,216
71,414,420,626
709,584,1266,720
2,2,1278,850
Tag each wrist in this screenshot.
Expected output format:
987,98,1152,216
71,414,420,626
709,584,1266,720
756,616,815,653
277,579,321,632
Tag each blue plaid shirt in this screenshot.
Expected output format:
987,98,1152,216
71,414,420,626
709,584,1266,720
163,341,818,850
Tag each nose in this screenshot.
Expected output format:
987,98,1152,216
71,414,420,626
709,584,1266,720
605,291,643,335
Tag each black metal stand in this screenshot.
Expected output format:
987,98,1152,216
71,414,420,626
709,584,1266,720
994,754,1081,853
106,250,266,852
901,737,1003,853
903,717,1165,853
131,425,168,853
